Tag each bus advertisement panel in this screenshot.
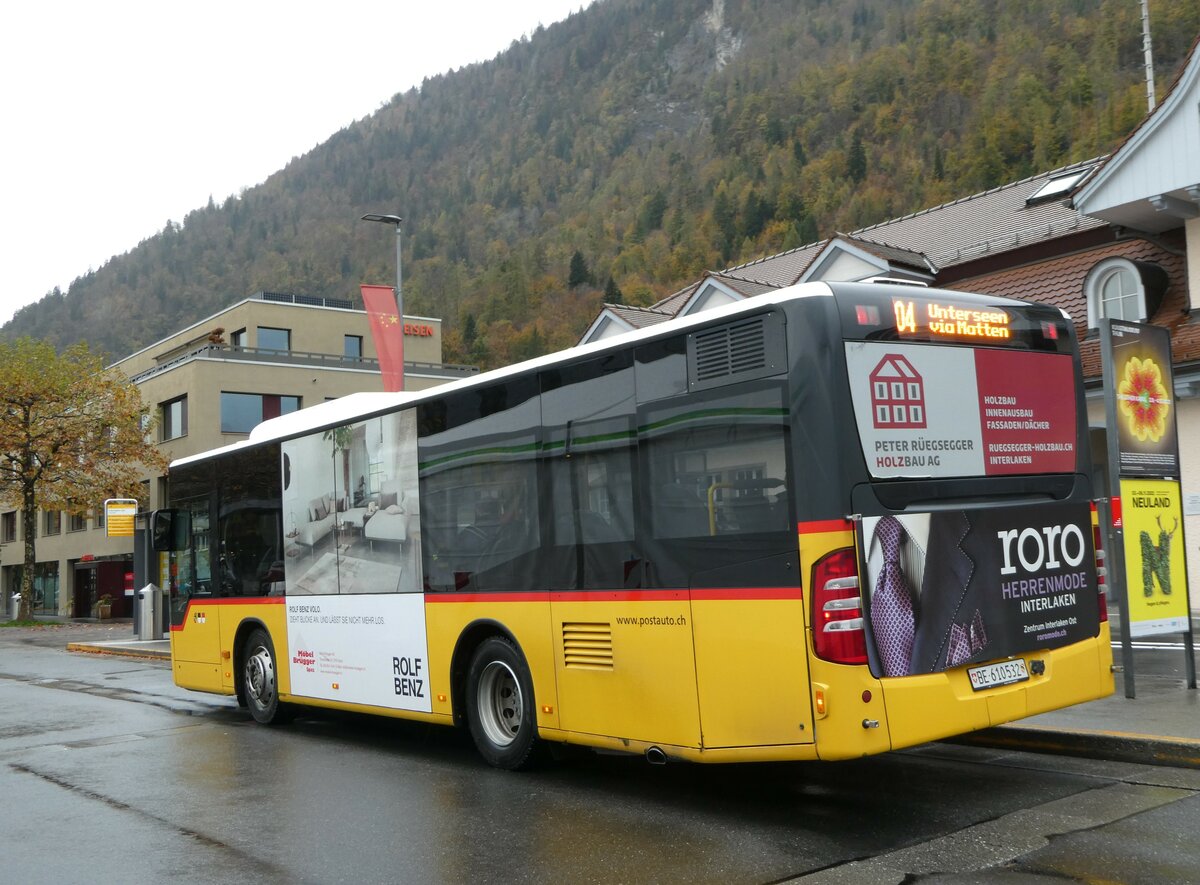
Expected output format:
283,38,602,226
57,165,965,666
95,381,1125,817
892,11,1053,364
844,342,1077,479
859,502,1099,678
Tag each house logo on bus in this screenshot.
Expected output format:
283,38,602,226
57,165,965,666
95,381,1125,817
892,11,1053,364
869,354,927,429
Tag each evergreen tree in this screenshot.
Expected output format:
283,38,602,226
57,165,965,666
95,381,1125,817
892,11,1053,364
568,251,592,289
604,276,624,305
848,130,868,183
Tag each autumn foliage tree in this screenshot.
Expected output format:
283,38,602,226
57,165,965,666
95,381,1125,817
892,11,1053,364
0,338,169,621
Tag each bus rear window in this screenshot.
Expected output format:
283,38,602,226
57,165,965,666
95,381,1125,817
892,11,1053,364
844,341,1078,480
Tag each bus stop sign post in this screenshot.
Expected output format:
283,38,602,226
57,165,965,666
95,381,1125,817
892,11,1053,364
1099,319,1197,698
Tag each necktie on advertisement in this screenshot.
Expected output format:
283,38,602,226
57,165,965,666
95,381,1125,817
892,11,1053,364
871,515,915,677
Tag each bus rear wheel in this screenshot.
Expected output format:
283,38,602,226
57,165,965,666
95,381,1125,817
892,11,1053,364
466,636,541,770
242,628,291,725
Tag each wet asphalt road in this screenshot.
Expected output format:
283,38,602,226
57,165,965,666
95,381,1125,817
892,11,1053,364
2,623,1198,884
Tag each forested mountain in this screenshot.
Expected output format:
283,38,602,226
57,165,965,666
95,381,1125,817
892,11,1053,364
6,0,1199,368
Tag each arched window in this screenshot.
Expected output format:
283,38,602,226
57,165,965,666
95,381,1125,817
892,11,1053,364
1085,257,1159,329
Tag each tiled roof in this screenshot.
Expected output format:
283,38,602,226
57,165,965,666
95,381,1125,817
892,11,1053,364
706,272,781,298
851,159,1109,268
719,243,825,288
605,303,675,328
650,281,702,314
834,234,936,273
944,234,1193,375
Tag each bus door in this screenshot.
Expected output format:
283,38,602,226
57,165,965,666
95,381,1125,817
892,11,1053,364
167,496,224,691
638,380,812,749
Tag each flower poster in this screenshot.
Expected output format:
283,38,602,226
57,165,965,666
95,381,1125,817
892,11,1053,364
1107,321,1179,477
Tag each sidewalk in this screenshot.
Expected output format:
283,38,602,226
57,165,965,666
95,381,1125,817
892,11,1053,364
961,669,1200,769
38,617,172,660
57,618,1200,769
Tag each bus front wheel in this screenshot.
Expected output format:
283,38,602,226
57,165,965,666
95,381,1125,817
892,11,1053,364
466,636,541,770
242,628,292,725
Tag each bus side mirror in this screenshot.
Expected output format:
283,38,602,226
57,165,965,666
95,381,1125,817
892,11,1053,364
151,509,188,551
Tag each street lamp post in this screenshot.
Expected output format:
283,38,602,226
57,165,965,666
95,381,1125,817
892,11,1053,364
361,213,404,327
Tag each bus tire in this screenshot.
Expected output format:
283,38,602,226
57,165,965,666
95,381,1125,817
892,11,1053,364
466,636,541,770
242,628,292,725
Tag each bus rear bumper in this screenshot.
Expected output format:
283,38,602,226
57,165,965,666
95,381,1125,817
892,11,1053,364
880,628,1114,752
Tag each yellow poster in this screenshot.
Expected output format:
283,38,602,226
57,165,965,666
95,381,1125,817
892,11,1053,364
1119,478,1190,637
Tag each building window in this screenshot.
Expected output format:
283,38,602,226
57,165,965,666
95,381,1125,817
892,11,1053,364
221,392,301,433
68,512,87,532
2,512,15,543
1086,257,1147,328
44,511,61,536
344,335,363,359
230,328,247,348
257,326,291,352
160,395,188,441
94,503,105,529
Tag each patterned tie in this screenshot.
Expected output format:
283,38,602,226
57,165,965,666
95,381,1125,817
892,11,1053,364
871,515,915,677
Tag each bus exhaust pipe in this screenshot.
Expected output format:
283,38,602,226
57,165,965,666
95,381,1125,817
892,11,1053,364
645,746,667,765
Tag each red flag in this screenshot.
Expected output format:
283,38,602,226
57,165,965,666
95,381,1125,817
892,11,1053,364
361,284,404,392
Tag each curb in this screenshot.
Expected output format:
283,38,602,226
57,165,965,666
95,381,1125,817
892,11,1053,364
66,642,171,661
954,724,1200,770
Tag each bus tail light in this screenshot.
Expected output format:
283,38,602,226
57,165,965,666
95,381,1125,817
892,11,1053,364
812,547,868,664
1092,517,1108,623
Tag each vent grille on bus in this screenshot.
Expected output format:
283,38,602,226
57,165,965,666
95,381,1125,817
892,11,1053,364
562,622,614,670
687,311,785,391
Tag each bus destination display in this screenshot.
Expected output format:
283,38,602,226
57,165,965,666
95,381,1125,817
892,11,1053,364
894,298,1011,341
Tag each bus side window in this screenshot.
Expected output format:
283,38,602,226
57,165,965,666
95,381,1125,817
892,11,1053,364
541,352,638,592
639,382,792,588
418,377,542,592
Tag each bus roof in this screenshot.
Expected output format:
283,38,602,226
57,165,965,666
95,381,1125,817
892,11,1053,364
170,281,1065,470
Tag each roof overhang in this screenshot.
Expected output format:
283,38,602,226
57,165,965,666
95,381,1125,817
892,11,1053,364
1074,38,1200,233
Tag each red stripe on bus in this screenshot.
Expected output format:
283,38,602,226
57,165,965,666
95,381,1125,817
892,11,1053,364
168,589,800,622
427,588,797,603
207,596,285,605
689,587,800,601
798,519,853,534
426,591,550,604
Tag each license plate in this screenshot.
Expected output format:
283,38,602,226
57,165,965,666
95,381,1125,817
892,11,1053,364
967,658,1029,691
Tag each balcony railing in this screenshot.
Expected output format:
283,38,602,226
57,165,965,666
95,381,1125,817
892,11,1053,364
129,343,477,384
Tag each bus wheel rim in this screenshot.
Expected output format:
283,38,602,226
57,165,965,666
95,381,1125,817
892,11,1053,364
246,645,276,708
477,660,521,747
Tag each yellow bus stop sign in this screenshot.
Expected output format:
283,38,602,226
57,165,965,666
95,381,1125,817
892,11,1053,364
105,498,138,538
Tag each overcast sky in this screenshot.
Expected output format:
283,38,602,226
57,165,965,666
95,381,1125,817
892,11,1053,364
0,1,587,327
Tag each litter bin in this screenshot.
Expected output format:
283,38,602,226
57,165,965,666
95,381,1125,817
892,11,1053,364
137,584,164,641
8,593,19,621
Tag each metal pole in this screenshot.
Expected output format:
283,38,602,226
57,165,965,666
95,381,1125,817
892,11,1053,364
394,221,403,330
1100,320,1136,698
1140,0,1156,112
360,213,405,390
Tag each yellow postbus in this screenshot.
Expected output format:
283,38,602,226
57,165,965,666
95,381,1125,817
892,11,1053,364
159,281,1112,769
